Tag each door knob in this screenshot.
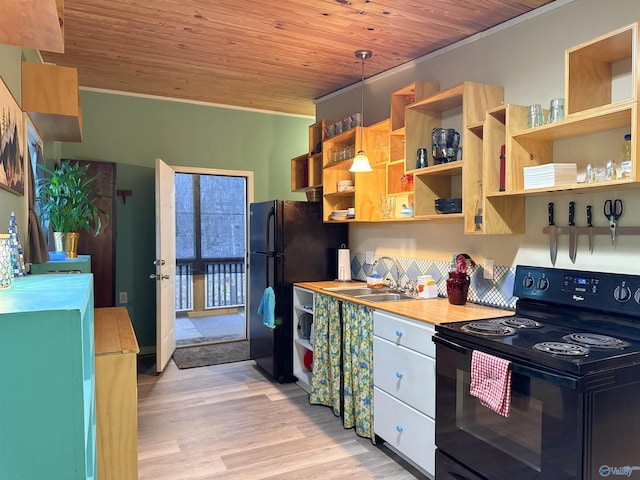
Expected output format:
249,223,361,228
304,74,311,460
153,259,166,266
149,274,170,280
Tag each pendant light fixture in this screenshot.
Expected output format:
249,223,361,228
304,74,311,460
349,49,373,173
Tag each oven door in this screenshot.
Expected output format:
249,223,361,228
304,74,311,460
434,335,582,480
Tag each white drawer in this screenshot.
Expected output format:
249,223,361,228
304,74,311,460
374,387,435,477
373,336,435,418
373,310,434,357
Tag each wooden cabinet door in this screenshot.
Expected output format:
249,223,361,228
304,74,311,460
73,159,116,307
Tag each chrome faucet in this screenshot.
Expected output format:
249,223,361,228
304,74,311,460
373,256,401,290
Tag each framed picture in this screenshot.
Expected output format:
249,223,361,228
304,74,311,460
0,77,25,196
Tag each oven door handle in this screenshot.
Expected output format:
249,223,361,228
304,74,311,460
434,335,579,390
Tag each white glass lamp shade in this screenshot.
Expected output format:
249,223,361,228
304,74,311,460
349,150,373,172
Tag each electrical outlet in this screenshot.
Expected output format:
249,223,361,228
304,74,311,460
483,259,494,280
365,251,375,264
119,291,128,304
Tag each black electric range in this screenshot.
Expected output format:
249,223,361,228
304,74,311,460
437,265,640,377
433,265,640,480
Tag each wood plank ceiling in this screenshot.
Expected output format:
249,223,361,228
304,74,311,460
41,0,554,117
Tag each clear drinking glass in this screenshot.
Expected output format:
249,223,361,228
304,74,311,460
527,104,545,128
380,194,395,219
548,98,565,123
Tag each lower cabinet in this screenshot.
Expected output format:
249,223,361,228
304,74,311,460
374,389,435,472
306,291,375,439
292,286,315,392
0,274,96,479
373,310,436,478
94,307,140,480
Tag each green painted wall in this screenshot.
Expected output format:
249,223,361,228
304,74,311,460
1,46,311,348
58,91,311,347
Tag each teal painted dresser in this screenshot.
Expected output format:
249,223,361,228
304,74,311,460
30,254,92,274
0,274,96,479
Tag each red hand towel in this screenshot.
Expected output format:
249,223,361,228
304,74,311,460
469,350,512,417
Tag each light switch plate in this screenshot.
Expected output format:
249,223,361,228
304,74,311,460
483,259,494,280
365,251,375,264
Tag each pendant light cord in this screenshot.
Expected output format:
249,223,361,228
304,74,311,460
349,50,373,172
360,54,365,133
355,50,372,153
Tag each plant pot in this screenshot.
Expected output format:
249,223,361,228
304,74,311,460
446,271,470,305
53,232,80,258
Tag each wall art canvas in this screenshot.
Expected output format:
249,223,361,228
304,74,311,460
0,78,24,196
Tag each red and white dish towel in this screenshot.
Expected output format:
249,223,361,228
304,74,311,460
469,350,512,417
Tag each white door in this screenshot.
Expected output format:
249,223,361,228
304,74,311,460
154,158,176,373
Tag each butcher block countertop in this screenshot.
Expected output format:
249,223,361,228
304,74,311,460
295,280,513,325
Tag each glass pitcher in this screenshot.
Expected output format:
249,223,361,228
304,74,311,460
432,128,461,164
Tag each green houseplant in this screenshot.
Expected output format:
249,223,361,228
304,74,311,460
37,160,109,257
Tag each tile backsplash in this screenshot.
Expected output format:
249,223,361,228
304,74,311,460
350,252,517,310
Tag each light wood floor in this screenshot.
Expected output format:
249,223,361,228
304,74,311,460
137,360,425,480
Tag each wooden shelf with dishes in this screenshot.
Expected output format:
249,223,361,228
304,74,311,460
384,82,440,221
315,82,504,224
322,123,389,222
493,22,639,206
290,120,326,191
322,126,358,221
299,25,640,232
389,82,440,166
405,82,504,225
472,103,528,234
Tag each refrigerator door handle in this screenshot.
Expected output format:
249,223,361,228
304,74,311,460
265,205,275,288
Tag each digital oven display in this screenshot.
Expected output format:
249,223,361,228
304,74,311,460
562,275,599,294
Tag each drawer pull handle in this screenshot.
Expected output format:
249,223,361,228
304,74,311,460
395,371,404,378
395,329,403,337
396,425,404,432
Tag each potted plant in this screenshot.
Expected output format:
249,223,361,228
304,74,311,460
37,160,109,258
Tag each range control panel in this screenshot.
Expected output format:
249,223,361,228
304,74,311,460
513,265,640,316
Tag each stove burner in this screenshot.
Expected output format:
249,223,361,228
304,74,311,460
461,321,516,337
563,333,630,349
533,342,590,356
502,317,543,329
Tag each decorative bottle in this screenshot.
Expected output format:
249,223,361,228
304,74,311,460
474,181,483,231
621,134,632,179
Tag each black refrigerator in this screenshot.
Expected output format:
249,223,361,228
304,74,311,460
249,200,348,383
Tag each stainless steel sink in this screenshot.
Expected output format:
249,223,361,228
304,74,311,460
357,293,419,302
323,286,419,302
324,286,393,296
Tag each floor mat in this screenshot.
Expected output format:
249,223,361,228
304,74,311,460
172,340,250,369
176,313,246,346
176,333,244,346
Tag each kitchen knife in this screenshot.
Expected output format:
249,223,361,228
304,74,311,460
587,205,594,254
548,202,557,266
568,201,577,264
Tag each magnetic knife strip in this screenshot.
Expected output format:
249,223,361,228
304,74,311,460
543,226,640,239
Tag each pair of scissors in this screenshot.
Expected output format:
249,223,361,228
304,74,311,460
603,199,623,246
